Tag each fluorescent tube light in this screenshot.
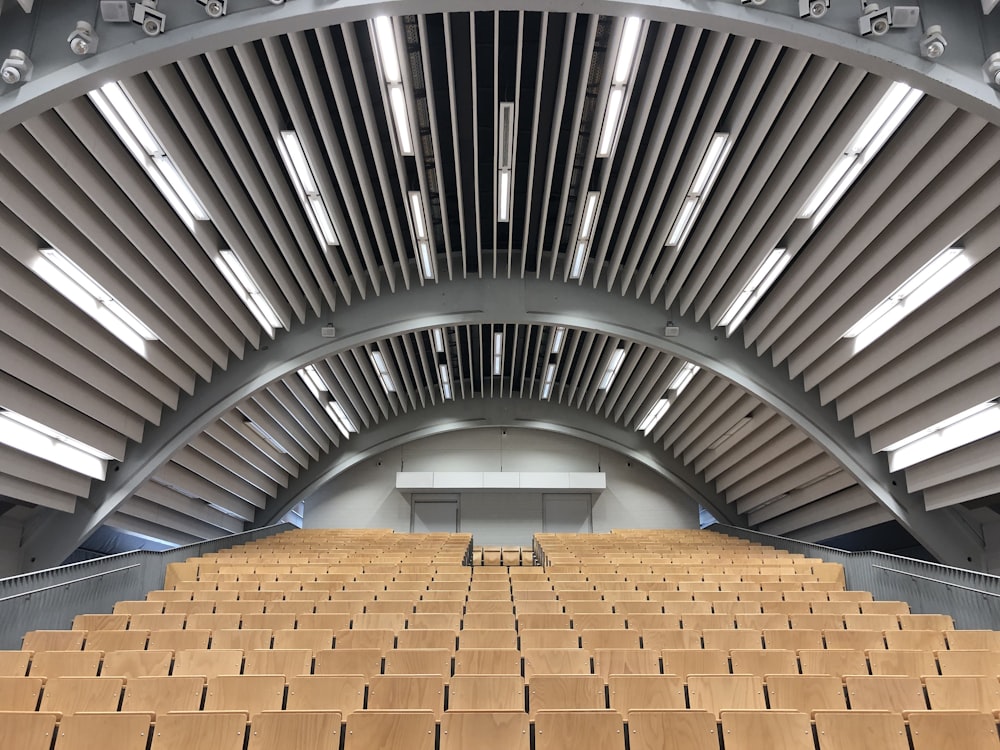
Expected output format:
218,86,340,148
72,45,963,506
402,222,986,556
493,331,503,375
438,363,453,400
370,349,396,392
388,84,414,155
34,248,157,354
579,192,599,240
417,240,434,280
666,133,732,249
887,400,1000,472
408,191,428,239
718,248,791,331
843,246,969,352
325,400,357,437
669,362,699,394
597,86,625,157
216,250,283,334
637,398,670,435
0,409,112,479
707,416,753,451
498,169,511,222
799,81,922,225
277,130,339,247
569,240,588,279
88,82,209,228
372,16,402,83
298,364,328,398
613,17,643,85
432,328,446,353
551,326,566,354
540,362,557,400
244,419,288,454
599,347,626,390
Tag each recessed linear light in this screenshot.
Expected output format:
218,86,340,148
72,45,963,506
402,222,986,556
843,245,970,353
718,248,792,333
298,364,328,399
432,328,446,353
707,415,753,451
408,191,434,280
370,349,396,393
244,419,288,454
493,331,503,376
88,82,209,229
325,400,357,437
438,363,453,400
371,17,415,156
540,362,557,400
613,17,644,85
551,326,567,355
669,362,699,394
599,347,626,390
637,398,670,435
498,169,511,223
597,86,626,158
569,240,588,280
666,132,732,249
799,81,922,226
579,192,600,240
215,250,283,335
887,400,1000,472
34,247,157,354
277,130,339,247
0,408,112,479
417,241,434,280
597,17,644,158
498,102,515,223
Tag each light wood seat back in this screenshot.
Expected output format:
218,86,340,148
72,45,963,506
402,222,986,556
687,674,766,718
660,649,729,679
382,648,452,678
148,710,248,750
523,648,592,680
924,676,1000,712
367,675,445,718
0,676,43,710
607,675,685,717
719,710,814,750
528,674,606,719
28,650,102,678
343,709,436,750
101,649,173,679
845,675,927,712
440,711,529,750
121,675,205,716
246,710,341,750
38,675,123,714
0,711,60,750
172,649,244,680
592,649,661,682
625,709,718,750
447,674,525,711
765,674,847,712
908,711,1000,750
533,709,625,750
242,648,312,677
313,649,383,680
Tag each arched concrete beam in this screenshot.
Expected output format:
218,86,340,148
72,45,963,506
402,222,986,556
251,397,738,528
20,276,985,570
1,1,998,132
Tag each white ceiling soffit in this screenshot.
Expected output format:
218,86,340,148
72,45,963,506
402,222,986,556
0,6,996,569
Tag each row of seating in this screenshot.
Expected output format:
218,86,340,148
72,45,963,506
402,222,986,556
4,672,1000,718
8,707,999,750
472,546,533,565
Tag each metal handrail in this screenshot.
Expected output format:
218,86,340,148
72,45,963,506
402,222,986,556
871,564,1000,599
0,564,142,603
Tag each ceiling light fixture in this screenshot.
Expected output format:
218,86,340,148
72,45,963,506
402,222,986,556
34,247,158,354
668,362,699,394
666,132,732,249
372,16,414,155
438,363,453,400
843,245,969,352
569,240,588,280
597,17,643,157
277,130,339,247
196,0,227,16
540,363,557,400
88,82,209,228
0,408,112,479
215,250,283,335
493,331,503,376
325,401,357,437
298,364,328,399
408,191,434,279
432,328,446,353
599,347,626,390
551,326,567,355
887,400,1000,471
370,349,397,393
243,419,288,454
718,248,792,333
637,398,671,435
498,102,515,223
798,81,922,225
68,22,99,55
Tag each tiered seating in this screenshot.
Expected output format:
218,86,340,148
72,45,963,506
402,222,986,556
0,527,997,750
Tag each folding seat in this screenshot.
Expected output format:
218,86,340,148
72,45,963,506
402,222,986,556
844,675,927,711
210,628,272,651
867,649,937,678
121,675,205,716
408,613,463,630
859,601,909,615
606,675,684,717
0,711,59,750
519,629,580,650
923,676,1000,712
22,630,85,652
640,629,701,650
765,674,847,712
53,712,152,750
523,648,592,680
262,600,313,616
564,601,614,616
294,613,352,631
203,674,284,715
0,651,31,676
242,648,312,677
214,601,266,616
313,649,383,681
113,601,164,616
383,648,452,678
333,628,394,652
789,614,845,631
172,649,243,679
365,600,414,615
660,649,730,680
687,674,766,718
516,613,569,630
447,674,525,711
592,649,661,682
799,648,869,681
127,614,187,631
29,650,102,678
581,629,640,651
396,628,457,651
936,649,1000,677
343,710,436,750
713,601,762,616
271,628,335,653
761,628,823,651
899,614,954,631
367,674,445,718
240,613,296,631
946,630,1000,651
466,601,516,616
719,710,814,750
38,676,123,714
528,674,607,718
844,614,899,631
148,710,248,750
681,614,734,631
811,601,861,616
729,649,798,678
72,614,130,631
452,648,522,676
614,601,663,616
626,614,683,631
572,614,627,631
457,629,516,650
148,629,211,652
0,676,44,710
315,600,364,615
824,629,885,651
702,629,762,652
826,591,875,603
102,649,173,679
535,710,625,750
84,630,148,652
908,711,1000,750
